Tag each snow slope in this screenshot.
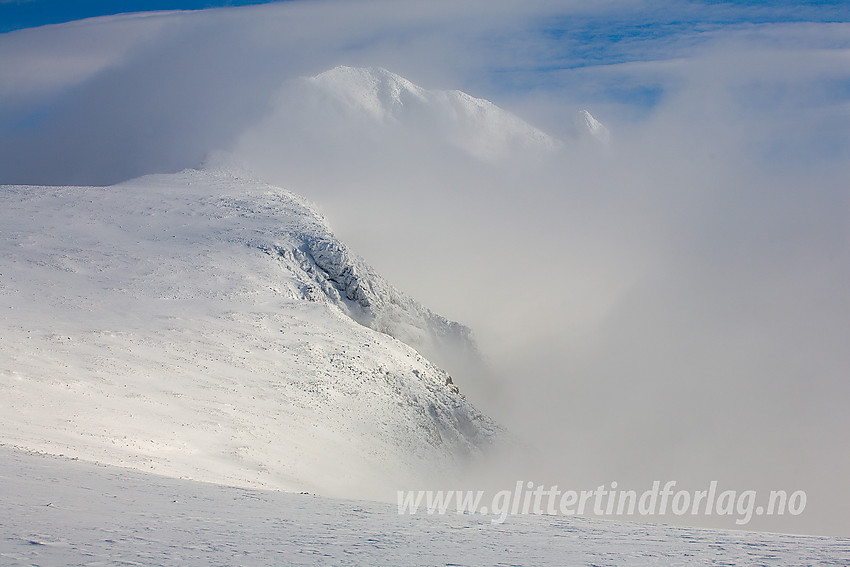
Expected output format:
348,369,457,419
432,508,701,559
3,446,848,566
0,168,499,501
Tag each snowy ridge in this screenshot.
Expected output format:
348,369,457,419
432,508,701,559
217,165,478,366
0,168,499,500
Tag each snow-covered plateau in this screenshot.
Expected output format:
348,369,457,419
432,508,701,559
2,446,848,566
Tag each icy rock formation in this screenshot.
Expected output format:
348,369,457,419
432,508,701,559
294,235,476,367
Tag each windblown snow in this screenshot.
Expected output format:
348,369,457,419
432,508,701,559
0,168,499,501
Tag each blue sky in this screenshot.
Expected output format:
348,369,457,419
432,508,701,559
0,0,286,32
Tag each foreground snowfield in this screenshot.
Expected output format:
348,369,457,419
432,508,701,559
2,446,847,566
0,169,497,501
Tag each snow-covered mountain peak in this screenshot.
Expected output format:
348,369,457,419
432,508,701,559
309,66,428,120
255,66,561,163
577,109,610,144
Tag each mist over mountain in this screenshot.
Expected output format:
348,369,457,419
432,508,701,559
1,1,849,539
0,55,593,502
